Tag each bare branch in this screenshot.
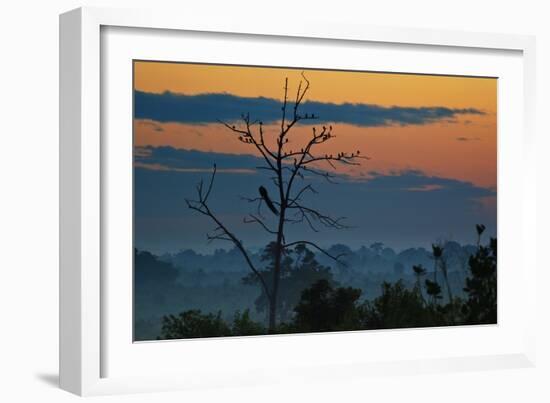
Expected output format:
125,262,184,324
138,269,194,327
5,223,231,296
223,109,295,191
281,78,288,129
243,214,278,235
287,201,350,231
294,72,310,114
300,166,339,184
206,233,233,243
283,240,347,264
288,184,317,205
241,195,265,217
185,166,272,300
217,118,278,171
302,153,369,167
203,164,216,201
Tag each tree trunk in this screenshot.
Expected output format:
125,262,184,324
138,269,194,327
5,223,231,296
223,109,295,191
268,131,287,333
268,206,286,333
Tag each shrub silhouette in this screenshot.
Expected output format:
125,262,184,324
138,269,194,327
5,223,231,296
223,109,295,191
161,310,231,339
363,281,437,329
160,309,266,339
461,238,497,324
231,309,266,336
293,279,363,332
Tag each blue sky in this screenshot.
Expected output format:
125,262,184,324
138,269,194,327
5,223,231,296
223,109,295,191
134,146,496,253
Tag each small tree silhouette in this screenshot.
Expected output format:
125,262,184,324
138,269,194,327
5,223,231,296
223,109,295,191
462,237,497,324
425,278,442,305
242,242,335,324
186,74,367,332
412,264,427,305
476,223,486,247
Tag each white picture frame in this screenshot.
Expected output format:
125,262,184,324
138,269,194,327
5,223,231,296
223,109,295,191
60,6,537,396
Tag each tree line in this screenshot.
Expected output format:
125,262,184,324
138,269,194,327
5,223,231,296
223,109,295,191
159,225,496,339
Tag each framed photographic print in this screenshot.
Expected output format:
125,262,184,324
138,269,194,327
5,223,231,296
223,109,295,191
133,60,497,341
60,7,537,396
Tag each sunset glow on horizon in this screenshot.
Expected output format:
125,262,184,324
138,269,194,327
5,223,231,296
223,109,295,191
134,61,496,189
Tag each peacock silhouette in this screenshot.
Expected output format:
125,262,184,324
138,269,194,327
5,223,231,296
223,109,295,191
258,185,278,216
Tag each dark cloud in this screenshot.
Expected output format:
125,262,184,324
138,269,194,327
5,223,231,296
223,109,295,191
357,169,493,197
135,145,263,171
134,91,484,127
456,136,480,142
134,146,496,252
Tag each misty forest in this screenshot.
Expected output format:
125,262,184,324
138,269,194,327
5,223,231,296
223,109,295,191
134,72,497,341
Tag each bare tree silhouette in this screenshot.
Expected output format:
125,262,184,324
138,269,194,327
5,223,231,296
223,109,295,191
186,73,368,332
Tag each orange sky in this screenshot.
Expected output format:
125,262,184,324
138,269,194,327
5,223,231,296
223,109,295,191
134,61,496,189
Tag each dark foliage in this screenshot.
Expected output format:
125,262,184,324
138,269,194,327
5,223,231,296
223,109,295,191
231,310,266,336
150,225,496,340
242,243,335,323
461,238,497,324
425,279,443,302
363,281,437,329
160,309,265,339
161,310,231,339
135,248,179,287
292,279,364,332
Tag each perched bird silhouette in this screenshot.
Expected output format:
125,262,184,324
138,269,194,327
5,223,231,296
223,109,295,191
259,186,279,216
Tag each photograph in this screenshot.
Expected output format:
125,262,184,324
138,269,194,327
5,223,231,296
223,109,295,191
133,61,497,341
